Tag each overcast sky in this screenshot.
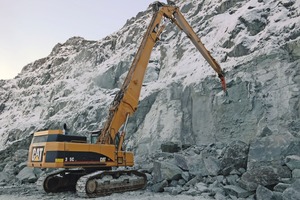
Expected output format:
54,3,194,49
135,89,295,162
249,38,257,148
0,0,167,80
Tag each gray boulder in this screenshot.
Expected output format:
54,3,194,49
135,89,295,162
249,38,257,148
174,154,189,171
292,169,300,178
204,156,221,176
282,179,300,200
13,149,29,163
274,183,291,192
239,165,291,191
247,133,294,170
285,155,300,170
223,185,253,198
16,167,41,183
161,142,180,153
151,179,168,192
256,185,274,200
282,140,300,157
152,161,182,183
3,161,18,175
220,141,249,175
187,153,209,176
0,172,10,186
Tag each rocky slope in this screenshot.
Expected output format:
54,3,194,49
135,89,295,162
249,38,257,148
0,0,300,199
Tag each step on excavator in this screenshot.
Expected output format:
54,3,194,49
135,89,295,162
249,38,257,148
27,1,226,197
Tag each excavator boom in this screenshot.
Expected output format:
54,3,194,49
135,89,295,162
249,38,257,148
98,2,226,145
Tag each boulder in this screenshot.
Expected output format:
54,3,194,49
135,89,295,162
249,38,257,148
3,161,18,175
152,161,182,183
285,155,300,170
292,169,300,178
239,165,291,191
13,149,29,162
247,133,294,170
174,154,189,171
256,185,274,200
16,167,38,183
0,172,10,185
161,142,180,153
274,183,291,192
187,154,209,176
151,179,168,192
220,141,249,175
282,179,300,200
204,156,221,176
223,185,253,198
195,182,209,193
282,140,300,157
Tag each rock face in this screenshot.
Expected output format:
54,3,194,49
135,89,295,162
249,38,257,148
0,0,300,198
0,0,299,155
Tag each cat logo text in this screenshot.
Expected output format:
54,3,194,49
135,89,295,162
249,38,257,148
31,147,44,162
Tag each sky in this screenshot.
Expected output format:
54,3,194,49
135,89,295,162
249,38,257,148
0,0,167,80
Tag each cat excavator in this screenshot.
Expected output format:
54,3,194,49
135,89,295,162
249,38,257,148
27,1,226,197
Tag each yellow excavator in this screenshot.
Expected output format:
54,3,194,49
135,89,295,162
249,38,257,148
27,1,226,197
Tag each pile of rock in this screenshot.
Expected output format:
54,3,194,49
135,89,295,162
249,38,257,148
138,134,300,200
1,132,300,200
0,136,43,187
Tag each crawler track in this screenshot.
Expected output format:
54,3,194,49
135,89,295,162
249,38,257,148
37,169,86,193
38,169,147,198
76,170,147,198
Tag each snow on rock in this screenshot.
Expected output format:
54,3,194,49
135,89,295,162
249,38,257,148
0,0,299,194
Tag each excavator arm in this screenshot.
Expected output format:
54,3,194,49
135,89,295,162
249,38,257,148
97,2,226,145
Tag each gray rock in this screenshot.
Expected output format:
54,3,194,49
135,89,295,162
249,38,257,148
292,169,300,178
209,180,223,192
226,174,239,185
220,141,249,175
247,134,294,170
151,179,168,192
282,179,300,200
161,142,180,153
187,154,209,176
152,161,182,183
195,182,209,193
185,175,203,187
182,188,200,196
239,165,291,191
223,185,253,198
283,140,300,157
13,149,29,162
285,155,300,170
273,191,283,200
18,161,28,171
178,179,186,186
169,180,178,187
0,172,10,184
257,126,273,137
281,0,295,8
239,9,268,36
3,161,17,175
174,154,189,171
181,171,190,182
256,185,274,200
216,175,225,183
163,186,183,195
16,167,37,183
215,192,227,200
204,156,221,176
274,183,291,192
